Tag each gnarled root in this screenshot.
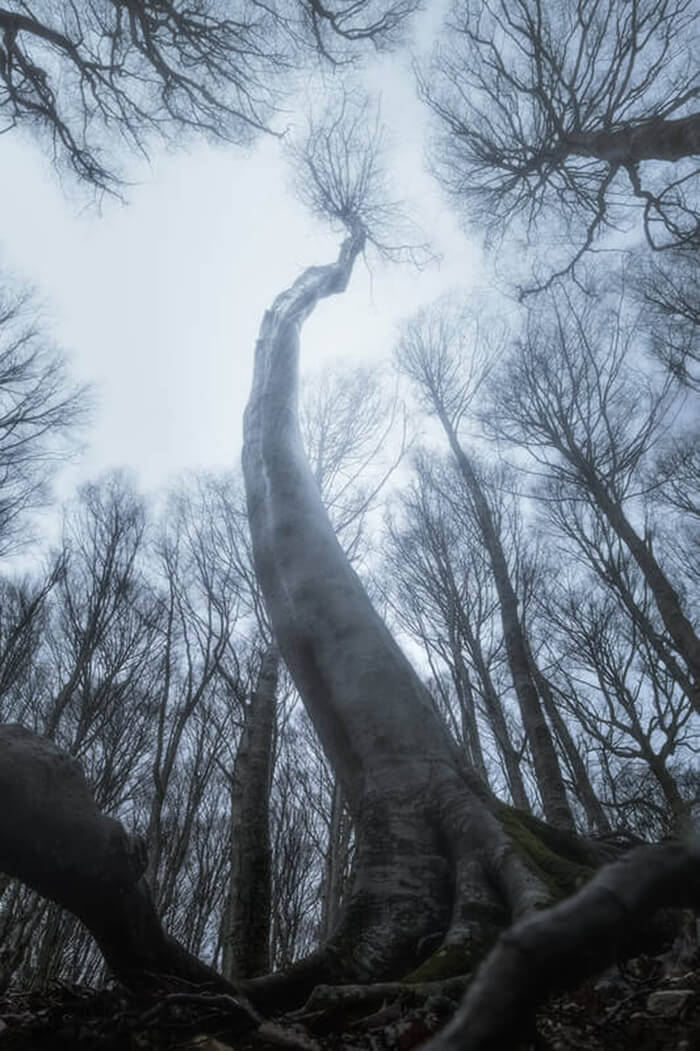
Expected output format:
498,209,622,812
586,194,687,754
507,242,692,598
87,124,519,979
0,723,255,1028
422,837,700,1051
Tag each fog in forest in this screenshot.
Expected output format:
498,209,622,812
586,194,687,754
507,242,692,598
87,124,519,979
0,2,697,1048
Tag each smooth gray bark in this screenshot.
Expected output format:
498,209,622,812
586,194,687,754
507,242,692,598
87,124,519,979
320,778,352,942
241,231,594,1003
566,113,700,164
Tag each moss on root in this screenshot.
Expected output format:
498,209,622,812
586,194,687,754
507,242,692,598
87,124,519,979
402,938,486,983
497,803,595,898
400,806,599,984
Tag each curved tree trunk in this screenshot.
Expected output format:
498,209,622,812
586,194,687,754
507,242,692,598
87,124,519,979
241,232,608,1008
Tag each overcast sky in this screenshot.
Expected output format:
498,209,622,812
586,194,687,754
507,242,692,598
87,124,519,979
0,47,483,559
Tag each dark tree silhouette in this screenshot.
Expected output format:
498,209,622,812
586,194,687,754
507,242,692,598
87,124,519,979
419,0,699,291
0,0,419,191
0,287,86,556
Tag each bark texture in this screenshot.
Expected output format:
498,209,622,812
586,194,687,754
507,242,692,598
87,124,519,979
566,113,700,164
222,644,279,979
424,838,700,1051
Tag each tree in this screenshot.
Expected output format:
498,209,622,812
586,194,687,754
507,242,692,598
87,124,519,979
541,578,696,830
223,644,278,979
239,96,699,1042
0,0,419,192
0,287,86,556
487,279,700,708
628,246,700,389
396,299,576,830
384,451,530,810
419,0,700,290
1,87,699,1050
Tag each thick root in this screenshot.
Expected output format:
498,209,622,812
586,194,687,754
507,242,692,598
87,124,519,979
422,838,700,1051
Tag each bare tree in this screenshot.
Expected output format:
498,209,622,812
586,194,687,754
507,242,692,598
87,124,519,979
301,363,407,557
419,0,699,290
0,287,86,556
222,644,278,979
384,452,529,809
0,561,62,709
488,280,700,706
144,477,243,904
2,79,698,1047
396,298,576,830
628,247,700,389
239,91,654,1023
289,88,432,265
0,0,419,192
541,577,696,830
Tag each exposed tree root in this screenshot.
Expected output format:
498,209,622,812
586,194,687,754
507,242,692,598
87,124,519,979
289,977,470,1032
422,837,700,1050
0,724,256,1030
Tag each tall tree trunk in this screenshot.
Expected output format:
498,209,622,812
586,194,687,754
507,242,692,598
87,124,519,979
449,638,490,786
452,593,531,813
320,778,352,942
527,657,611,834
581,470,700,707
222,644,279,980
241,231,603,1008
435,422,574,831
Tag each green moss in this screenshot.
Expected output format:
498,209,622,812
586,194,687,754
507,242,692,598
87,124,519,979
497,803,594,899
401,807,596,984
402,938,486,983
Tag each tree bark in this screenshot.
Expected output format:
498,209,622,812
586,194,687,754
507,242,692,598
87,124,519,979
566,113,700,164
320,778,352,942
222,644,279,979
241,231,608,1009
424,838,700,1051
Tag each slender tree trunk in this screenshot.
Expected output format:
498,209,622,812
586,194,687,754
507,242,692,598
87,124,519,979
527,659,611,834
453,600,531,813
222,644,279,980
321,778,351,942
436,420,574,831
450,640,490,785
642,748,691,831
582,472,700,707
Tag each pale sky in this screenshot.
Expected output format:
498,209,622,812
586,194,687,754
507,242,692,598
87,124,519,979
0,48,482,556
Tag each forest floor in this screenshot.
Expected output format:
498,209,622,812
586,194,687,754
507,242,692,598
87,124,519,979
0,953,698,1051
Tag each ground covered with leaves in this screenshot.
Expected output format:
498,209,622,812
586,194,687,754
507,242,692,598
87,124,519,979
1,953,698,1051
